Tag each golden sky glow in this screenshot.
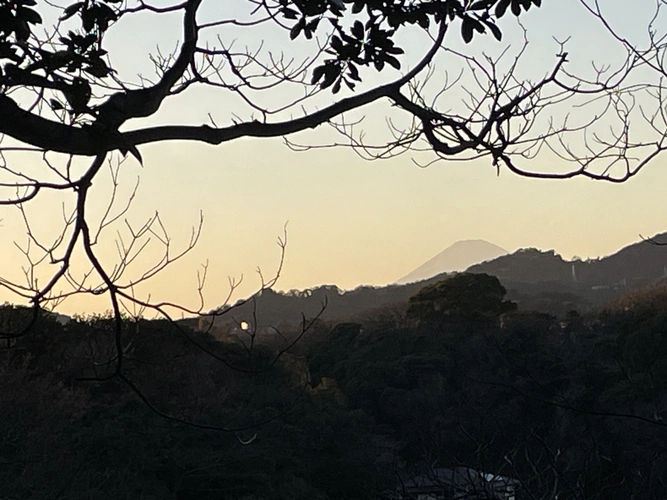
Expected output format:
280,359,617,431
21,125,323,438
1,0,665,315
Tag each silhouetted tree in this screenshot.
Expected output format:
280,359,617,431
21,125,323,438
407,273,516,327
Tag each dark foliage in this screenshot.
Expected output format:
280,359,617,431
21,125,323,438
406,273,516,327
4,276,667,498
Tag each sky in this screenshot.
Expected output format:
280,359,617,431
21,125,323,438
2,0,667,315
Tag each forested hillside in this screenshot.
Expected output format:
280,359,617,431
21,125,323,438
188,235,667,336
3,274,667,499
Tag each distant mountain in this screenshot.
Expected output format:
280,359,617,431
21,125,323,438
396,240,508,284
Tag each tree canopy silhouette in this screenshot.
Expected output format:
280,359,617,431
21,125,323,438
0,0,548,155
407,272,516,326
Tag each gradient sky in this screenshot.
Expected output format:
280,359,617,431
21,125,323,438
2,0,666,315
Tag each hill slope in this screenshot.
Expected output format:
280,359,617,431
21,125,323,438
468,233,667,288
